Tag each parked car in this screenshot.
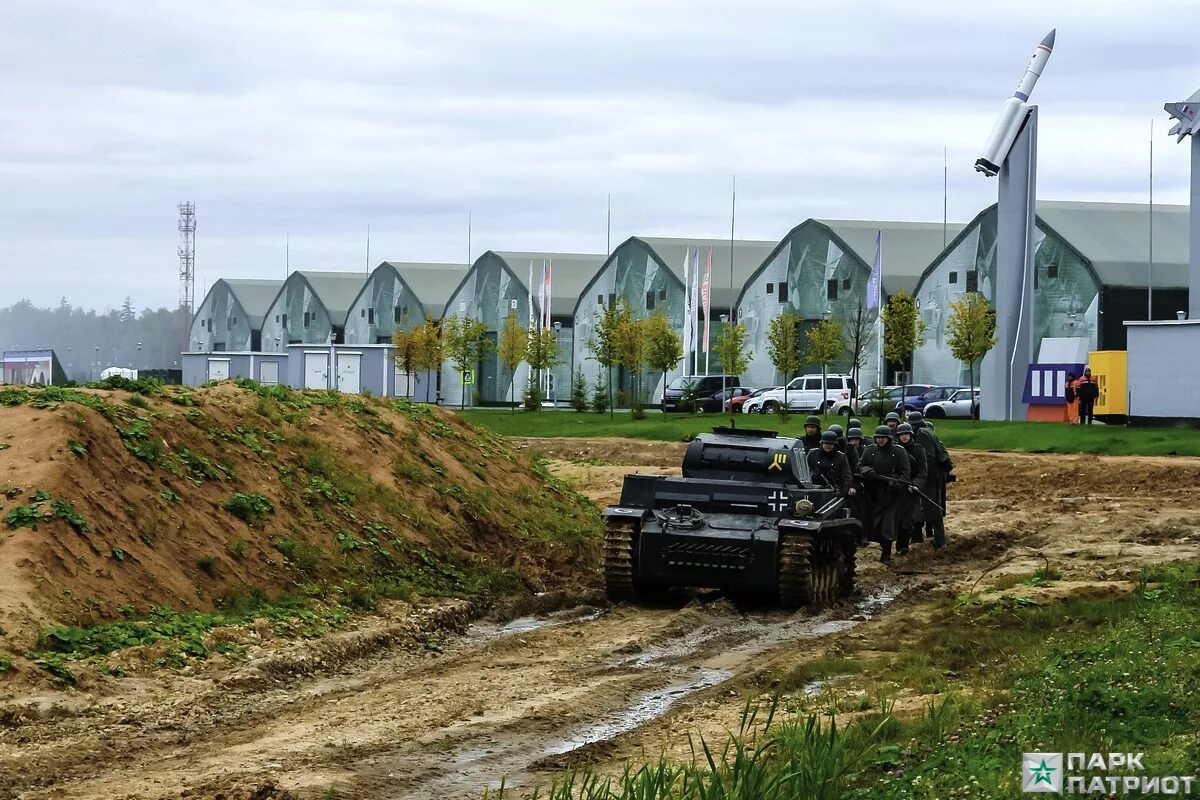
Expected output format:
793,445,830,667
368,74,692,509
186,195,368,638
729,386,778,413
897,385,968,414
742,374,856,414
661,375,741,413
851,385,933,416
715,386,756,413
923,387,980,419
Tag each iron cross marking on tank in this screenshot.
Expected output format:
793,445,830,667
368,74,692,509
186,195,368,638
767,490,789,514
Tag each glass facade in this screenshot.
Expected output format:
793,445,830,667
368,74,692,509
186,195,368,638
441,253,533,407
572,239,687,405
190,282,253,353
345,266,424,345
913,208,1099,385
260,277,335,352
737,224,877,390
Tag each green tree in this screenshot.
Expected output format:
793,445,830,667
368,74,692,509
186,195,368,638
714,320,751,382
390,313,419,399
442,315,493,410
591,373,610,414
881,290,926,405
410,314,445,401
805,317,844,412
525,327,560,411
643,311,683,404
766,311,803,416
587,299,626,419
569,367,588,412
945,291,997,404
613,308,648,411
497,311,527,413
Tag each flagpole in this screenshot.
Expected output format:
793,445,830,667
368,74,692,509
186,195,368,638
682,246,691,375
876,231,884,389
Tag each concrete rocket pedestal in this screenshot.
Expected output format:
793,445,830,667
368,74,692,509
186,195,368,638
980,107,1038,421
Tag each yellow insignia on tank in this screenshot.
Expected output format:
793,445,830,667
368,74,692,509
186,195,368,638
768,452,788,471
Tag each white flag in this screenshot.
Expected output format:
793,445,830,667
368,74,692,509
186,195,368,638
690,248,700,369
681,246,692,372
527,261,535,330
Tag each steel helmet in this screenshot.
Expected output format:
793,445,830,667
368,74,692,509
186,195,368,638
848,418,862,430
847,427,864,439
885,411,901,423
896,423,914,435
820,430,838,444
829,424,844,435
804,415,821,427
873,425,893,438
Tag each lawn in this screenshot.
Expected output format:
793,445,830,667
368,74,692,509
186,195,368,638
458,409,1200,457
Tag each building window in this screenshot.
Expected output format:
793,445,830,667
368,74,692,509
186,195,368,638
646,290,656,310
275,314,280,323
658,289,666,301
949,271,958,285
777,283,787,302
394,306,402,323
827,279,838,301
281,313,288,328
368,308,375,325
303,311,310,328
1047,262,1059,279
842,277,851,291
608,293,615,307
766,282,774,294
597,294,604,305
966,270,978,292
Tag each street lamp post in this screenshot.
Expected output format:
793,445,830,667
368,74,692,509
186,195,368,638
719,314,730,422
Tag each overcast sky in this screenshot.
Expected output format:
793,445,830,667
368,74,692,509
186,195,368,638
1,0,1196,312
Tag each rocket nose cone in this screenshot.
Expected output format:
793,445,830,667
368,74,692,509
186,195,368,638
1041,29,1056,49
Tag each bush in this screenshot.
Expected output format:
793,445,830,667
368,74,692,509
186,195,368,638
223,492,274,525
522,379,543,411
591,375,610,414
569,368,589,412
197,556,217,577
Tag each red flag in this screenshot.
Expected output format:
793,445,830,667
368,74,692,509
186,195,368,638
701,248,712,353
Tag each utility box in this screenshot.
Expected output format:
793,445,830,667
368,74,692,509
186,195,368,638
1088,350,1127,418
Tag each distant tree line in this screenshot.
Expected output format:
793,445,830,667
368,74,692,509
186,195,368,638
0,297,190,381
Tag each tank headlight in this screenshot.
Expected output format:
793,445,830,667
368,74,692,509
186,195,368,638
793,499,814,517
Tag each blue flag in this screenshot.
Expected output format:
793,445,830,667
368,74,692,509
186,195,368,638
866,230,882,309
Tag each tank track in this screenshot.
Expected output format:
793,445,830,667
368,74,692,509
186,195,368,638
779,528,858,609
604,520,639,603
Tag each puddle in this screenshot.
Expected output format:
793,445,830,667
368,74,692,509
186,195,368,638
543,667,732,756
803,678,832,696
467,606,604,639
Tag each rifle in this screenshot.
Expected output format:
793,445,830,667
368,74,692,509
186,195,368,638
859,471,945,514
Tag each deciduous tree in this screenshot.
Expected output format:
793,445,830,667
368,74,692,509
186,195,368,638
643,311,683,404
497,311,527,413
766,311,803,415
805,317,844,412
881,290,926,405
945,291,997,403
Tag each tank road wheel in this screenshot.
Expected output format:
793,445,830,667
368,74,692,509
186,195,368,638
604,520,640,603
778,533,814,609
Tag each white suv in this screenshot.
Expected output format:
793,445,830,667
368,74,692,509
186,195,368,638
742,374,856,414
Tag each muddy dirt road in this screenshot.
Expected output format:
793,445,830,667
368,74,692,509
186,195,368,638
3,441,1199,800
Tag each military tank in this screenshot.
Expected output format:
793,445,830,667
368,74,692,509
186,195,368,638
603,427,861,608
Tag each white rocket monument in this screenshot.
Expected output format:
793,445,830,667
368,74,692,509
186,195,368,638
972,30,1056,421
976,30,1055,177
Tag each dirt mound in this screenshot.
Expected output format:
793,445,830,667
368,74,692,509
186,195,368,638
0,383,600,655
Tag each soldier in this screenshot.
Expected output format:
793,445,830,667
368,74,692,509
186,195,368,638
884,411,901,431
856,425,910,563
908,411,951,549
807,431,853,496
801,415,823,452
845,426,868,542
848,417,862,432
828,423,846,452
894,422,927,554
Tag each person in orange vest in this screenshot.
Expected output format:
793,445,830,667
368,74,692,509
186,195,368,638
1064,372,1079,423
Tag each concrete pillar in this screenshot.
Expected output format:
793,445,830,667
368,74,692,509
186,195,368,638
980,106,1037,421
1191,135,1200,320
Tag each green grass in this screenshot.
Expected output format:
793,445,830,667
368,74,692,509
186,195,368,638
505,562,1200,799
459,409,1200,456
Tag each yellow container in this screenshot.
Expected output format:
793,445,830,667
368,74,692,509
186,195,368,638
1088,350,1127,415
